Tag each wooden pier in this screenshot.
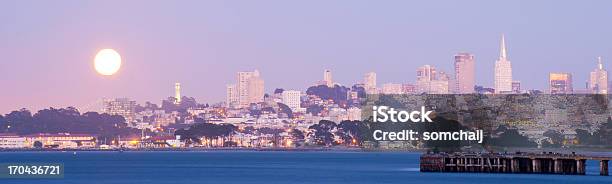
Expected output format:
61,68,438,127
420,152,610,176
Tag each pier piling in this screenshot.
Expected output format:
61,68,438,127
601,160,609,176
420,152,610,176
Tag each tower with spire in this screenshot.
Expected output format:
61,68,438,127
174,82,181,104
589,56,608,94
494,34,513,93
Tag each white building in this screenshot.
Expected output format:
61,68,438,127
589,57,608,94
494,34,513,93
428,80,449,94
324,69,333,87
226,84,238,108
103,98,136,122
382,83,403,94
416,65,449,94
237,70,265,107
25,133,96,149
364,72,377,94
282,90,302,111
175,83,181,104
0,134,26,149
347,107,362,121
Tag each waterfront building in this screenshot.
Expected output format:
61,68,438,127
549,73,573,94
494,34,513,93
589,57,608,94
0,133,26,148
103,98,136,122
454,53,475,94
24,133,96,149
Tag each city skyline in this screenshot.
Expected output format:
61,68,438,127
2,1,612,113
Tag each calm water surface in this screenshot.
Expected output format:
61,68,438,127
0,151,610,184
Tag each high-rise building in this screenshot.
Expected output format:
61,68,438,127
103,98,136,122
364,72,377,94
237,70,265,107
549,73,573,94
281,90,301,111
589,57,608,94
416,65,449,94
323,69,333,87
248,75,265,104
417,65,436,81
432,71,450,94
454,53,475,94
174,83,181,104
226,84,238,108
494,34,513,93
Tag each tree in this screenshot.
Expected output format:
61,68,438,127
308,120,338,146
33,141,43,149
0,115,6,131
489,126,537,147
277,103,293,118
175,123,236,144
576,129,599,145
306,85,349,104
306,105,323,116
337,120,368,145
257,127,284,135
290,129,305,140
2,107,140,142
351,85,366,98
543,130,563,147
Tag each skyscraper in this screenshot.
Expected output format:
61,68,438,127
494,34,513,93
549,73,573,94
174,83,181,104
454,53,475,94
417,65,435,81
363,72,377,94
323,69,333,87
416,65,449,94
247,74,265,104
589,57,608,94
237,70,265,107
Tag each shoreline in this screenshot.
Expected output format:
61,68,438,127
0,147,395,153
1,147,611,154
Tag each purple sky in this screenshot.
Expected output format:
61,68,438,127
2,0,611,114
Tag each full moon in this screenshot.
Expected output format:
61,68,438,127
94,49,122,76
